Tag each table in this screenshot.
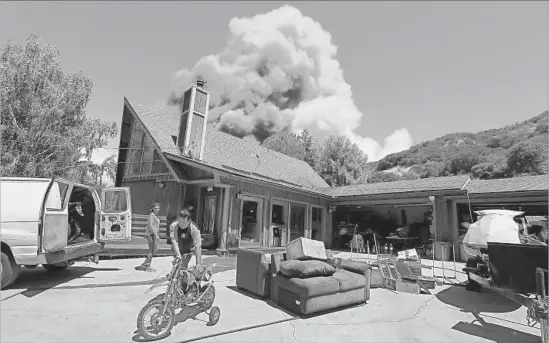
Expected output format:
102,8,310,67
386,236,419,252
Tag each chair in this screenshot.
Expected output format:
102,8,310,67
236,248,271,298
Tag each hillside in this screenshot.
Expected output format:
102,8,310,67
367,111,549,183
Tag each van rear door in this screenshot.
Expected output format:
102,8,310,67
98,188,132,241
40,179,72,252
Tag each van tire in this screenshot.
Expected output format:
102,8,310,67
42,262,69,271
1,251,21,290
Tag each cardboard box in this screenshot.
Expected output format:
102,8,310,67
285,237,327,260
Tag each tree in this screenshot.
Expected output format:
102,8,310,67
535,121,548,134
316,135,369,186
506,142,548,176
413,161,445,178
262,130,306,161
1,34,117,185
298,129,317,169
470,162,507,179
448,151,481,175
367,171,419,184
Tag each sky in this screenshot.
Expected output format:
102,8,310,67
1,1,548,163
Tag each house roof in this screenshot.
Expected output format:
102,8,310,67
319,175,470,197
125,99,329,192
465,174,549,194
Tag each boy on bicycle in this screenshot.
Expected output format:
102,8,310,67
169,209,203,269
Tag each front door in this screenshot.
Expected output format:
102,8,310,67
99,187,132,241
239,197,263,247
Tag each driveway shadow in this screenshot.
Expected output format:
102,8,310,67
6,266,121,298
437,286,539,343
452,312,541,343
436,285,521,313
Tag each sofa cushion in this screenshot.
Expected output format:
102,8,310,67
328,269,367,292
280,260,336,279
340,259,371,275
276,274,340,297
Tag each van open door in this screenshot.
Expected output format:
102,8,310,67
40,179,72,252
99,187,132,241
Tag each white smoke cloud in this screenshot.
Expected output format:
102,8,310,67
169,5,413,161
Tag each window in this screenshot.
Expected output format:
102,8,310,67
152,151,169,174
127,124,144,176
272,205,285,225
45,181,69,210
126,122,168,176
102,190,128,213
140,136,155,175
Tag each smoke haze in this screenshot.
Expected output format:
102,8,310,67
168,5,413,161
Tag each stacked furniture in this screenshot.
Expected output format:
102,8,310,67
270,253,371,316
236,245,372,316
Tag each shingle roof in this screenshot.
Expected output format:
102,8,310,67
466,174,549,194
125,99,329,191
319,175,470,197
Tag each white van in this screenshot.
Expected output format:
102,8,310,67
1,177,132,289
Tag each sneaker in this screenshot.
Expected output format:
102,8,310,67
144,267,156,273
135,265,147,271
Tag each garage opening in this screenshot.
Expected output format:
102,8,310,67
332,204,434,256
67,186,96,244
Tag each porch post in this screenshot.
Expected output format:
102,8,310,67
218,188,231,253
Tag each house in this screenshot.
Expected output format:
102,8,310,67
115,80,549,256
115,81,332,253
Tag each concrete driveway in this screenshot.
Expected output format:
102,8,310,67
1,255,543,343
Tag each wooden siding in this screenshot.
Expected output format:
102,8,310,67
132,214,168,238
121,180,184,226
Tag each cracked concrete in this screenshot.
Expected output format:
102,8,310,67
1,256,544,343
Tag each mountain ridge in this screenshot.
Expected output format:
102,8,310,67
364,111,548,183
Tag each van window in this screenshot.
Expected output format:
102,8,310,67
45,181,69,210
102,190,128,213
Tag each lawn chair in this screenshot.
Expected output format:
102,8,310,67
395,260,436,295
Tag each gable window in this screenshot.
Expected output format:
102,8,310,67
126,121,169,176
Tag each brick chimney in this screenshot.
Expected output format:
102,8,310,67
176,80,210,159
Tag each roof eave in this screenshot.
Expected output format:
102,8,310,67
466,189,549,198
164,152,332,199
330,188,467,201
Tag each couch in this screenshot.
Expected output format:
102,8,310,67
270,252,372,316
236,248,271,298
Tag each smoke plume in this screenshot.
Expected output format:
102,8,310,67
168,5,413,161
